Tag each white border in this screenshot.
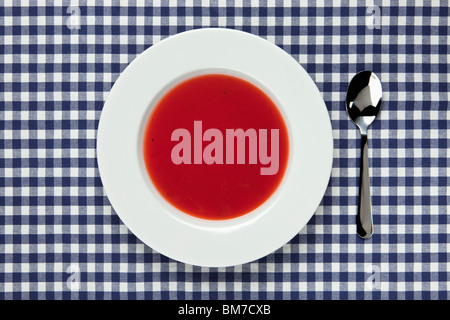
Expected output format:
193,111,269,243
97,28,333,267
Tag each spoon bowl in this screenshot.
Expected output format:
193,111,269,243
345,71,382,238
346,71,382,134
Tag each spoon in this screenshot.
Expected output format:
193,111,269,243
345,71,382,239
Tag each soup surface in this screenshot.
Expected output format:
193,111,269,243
143,74,289,220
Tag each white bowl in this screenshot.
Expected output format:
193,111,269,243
97,28,333,267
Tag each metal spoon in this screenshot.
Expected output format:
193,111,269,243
345,71,382,239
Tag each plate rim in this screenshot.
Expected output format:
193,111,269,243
97,28,333,267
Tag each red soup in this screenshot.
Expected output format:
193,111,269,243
143,74,289,220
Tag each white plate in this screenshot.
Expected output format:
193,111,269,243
97,28,333,267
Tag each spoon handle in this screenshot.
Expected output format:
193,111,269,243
357,133,373,239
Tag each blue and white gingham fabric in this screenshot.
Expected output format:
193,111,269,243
0,1,448,300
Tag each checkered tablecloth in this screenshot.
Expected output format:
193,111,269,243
1,1,448,300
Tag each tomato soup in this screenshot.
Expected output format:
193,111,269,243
143,74,289,220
